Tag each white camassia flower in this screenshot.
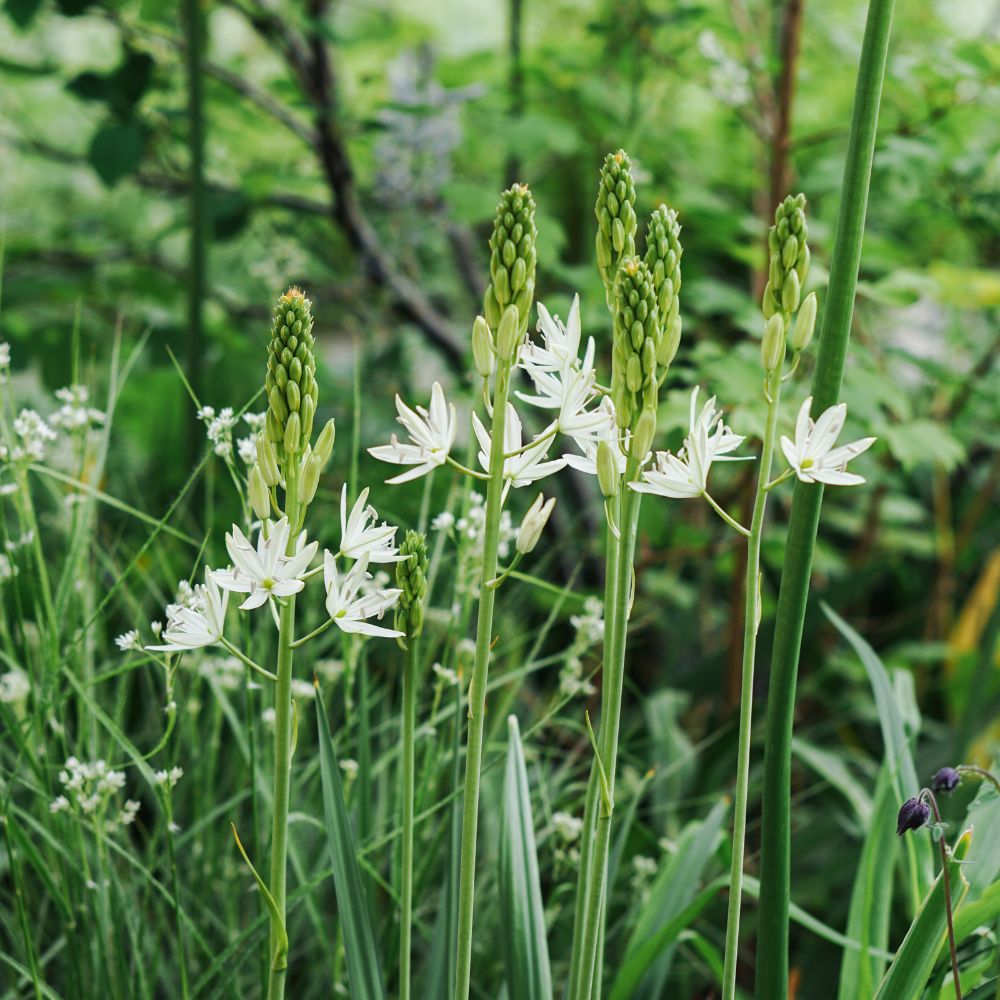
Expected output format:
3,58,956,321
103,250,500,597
519,296,594,374
214,517,318,610
562,397,626,477
323,551,403,638
516,363,613,447
148,569,229,652
339,486,404,562
631,387,748,500
369,382,457,484
472,404,566,497
781,397,876,486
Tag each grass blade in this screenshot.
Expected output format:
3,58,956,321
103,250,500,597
498,715,552,1000
315,680,386,1000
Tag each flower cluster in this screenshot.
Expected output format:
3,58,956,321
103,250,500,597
50,757,140,830
50,385,105,433
1,409,58,463
197,406,239,459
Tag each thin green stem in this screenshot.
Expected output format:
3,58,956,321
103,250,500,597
502,421,557,458
290,617,335,649
446,455,490,480
399,635,419,1000
722,370,782,1000
219,637,278,682
453,358,513,1000
574,462,642,1000
756,3,896,994
703,491,752,537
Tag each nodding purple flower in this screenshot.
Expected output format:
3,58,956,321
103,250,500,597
897,797,931,837
932,767,961,795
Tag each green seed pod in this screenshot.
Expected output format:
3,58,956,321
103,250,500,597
486,184,537,352
644,204,683,358
762,195,810,323
611,257,660,430
298,451,322,507
596,439,620,498
256,433,281,487
761,313,787,373
249,463,271,521
595,149,637,304
496,305,521,364
791,292,818,353
472,315,495,378
394,530,429,642
266,287,317,460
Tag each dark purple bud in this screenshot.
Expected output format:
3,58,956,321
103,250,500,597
896,797,930,836
932,767,960,795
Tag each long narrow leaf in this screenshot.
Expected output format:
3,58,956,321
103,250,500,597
315,682,386,1000
498,715,553,1000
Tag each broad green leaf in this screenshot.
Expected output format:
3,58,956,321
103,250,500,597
88,122,145,187
498,715,553,1000
315,683,386,1000
874,829,972,1000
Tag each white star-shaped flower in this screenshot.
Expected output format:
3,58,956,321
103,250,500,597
147,569,229,652
472,404,566,499
519,296,595,374
323,551,403,638
781,397,875,486
214,517,318,610
516,363,613,448
562,398,627,477
339,486,405,562
368,382,457,484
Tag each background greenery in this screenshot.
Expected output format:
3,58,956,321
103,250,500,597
1,0,999,997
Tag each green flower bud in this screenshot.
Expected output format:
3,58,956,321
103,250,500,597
597,439,620,498
632,407,656,460
394,530,429,641
595,149,637,303
249,463,271,521
472,315,495,378
644,204,683,358
611,258,660,430
256,433,281,487
761,313,786,373
658,308,682,369
486,185,537,351
791,292,817,353
496,305,520,364
516,494,556,555
762,195,810,323
266,287,317,460
298,451,322,507
315,418,336,466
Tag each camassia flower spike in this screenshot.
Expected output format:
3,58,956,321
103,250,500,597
781,396,876,486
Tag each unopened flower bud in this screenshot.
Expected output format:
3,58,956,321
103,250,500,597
632,407,656,460
597,439,620,498
314,418,336,466
394,530,429,640
658,310,682,368
283,410,301,456
516,494,556,555
931,767,961,795
595,149,637,302
781,269,801,314
298,451,322,506
763,195,809,320
265,287,318,459
496,305,521,364
472,315,495,378
761,314,786,372
896,796,930,836
791,292,817,353
249,464,270,521
256,433,281,487
487,184,537,346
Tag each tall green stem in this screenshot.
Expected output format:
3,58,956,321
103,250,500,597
722,371,782,1000
400,635,418,1000
755,2,895,994
453,358,513,1000
574,462,641,1000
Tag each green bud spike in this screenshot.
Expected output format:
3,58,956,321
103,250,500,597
595,150,638,305
394,530,429,643
486,185,537,348
611,257,660,430
763,195,810,324
761,313,787,373
266,288,317,461
472,315,495,378
791,292,818,353
249,464,271,521
644,204,683,360
315,418,336,466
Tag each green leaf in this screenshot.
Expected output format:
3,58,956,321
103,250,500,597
498,716,553,1000
874,828,972,1000
315,682,386,1000
882,420,966,472
230,825,287,971
88,122,145,187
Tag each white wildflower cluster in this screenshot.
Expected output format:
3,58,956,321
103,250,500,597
193,655,245,692
114,630,141,652
339,758,360,781
1,409,58,463
0,552,17,583
0,341,9,383
551,809,584,867
197,405,238,459
236,412,267,466
153,766,184,789
697,30,752,108
50,385,105,433
559,596,604,700
630,854,658,903
0,668,30,704
432,661,460,687
51,757,140,829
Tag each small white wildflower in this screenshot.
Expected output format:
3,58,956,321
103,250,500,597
148,569,229,652
262,707,276,727
0,669,30,703
368,382,458,484
49,795,70,814
432,662,459,686
115,630,140,652
236,435,257,465
153,766,184,789
0,342,9,367
323,551,403,638
339,759,359,781
118,800,141,826
781,397,876,486
0,553,18,582
242,412,267,433
315,658,345,683
150,621,163,637
12,409,58,462
50,385,105,432
291,679,316,701
552,811,583,843
431,510,455,531
0,483,17,496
